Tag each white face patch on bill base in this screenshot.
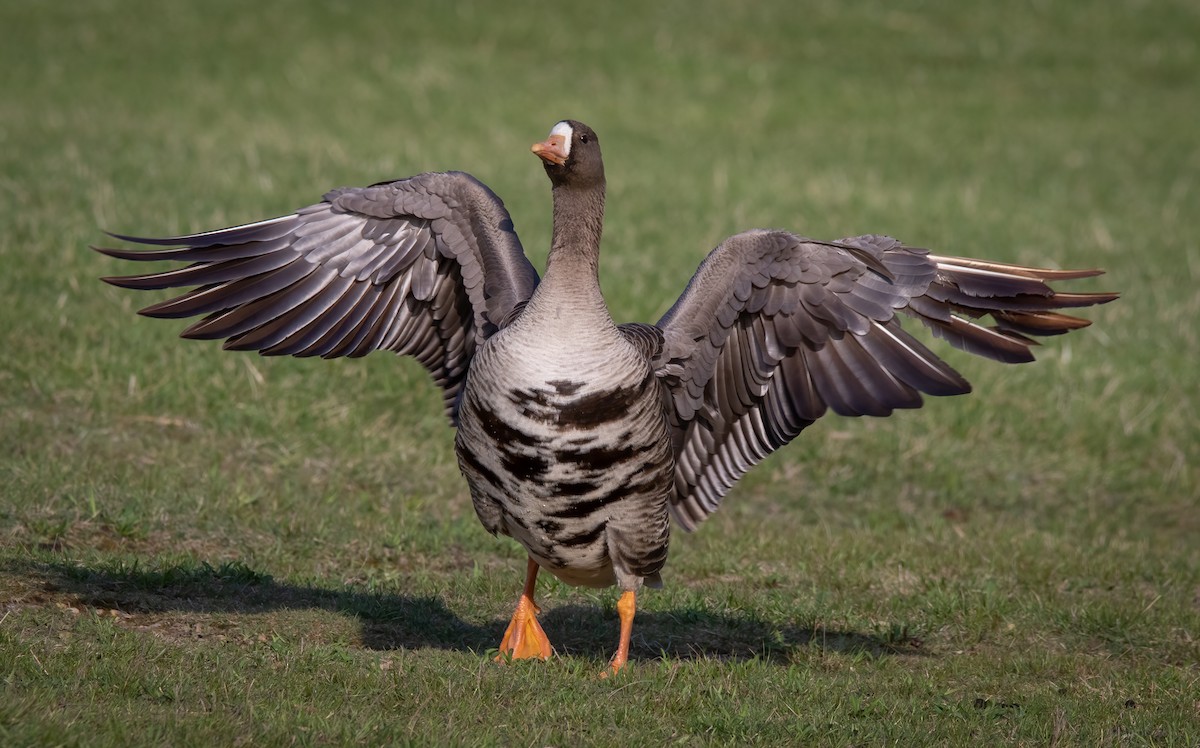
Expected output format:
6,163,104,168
549,121,574,159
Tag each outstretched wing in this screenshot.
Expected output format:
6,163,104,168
651,230,1117,530
95,171,539,424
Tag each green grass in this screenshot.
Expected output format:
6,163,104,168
2,0,1197,745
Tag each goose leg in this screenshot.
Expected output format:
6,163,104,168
600,589,637,678
495,557,552,662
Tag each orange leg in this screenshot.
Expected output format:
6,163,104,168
495,558,552,662
600,589,637,678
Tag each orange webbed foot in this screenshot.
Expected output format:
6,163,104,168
598,589,637,679
495,593,552,662
495,558,553,663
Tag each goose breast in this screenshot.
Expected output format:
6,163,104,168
454,318,673,589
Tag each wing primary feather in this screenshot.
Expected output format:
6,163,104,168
865,320,969,395
930,254,1106,281
105,250,298,291
104,215,298,248
137,261,318,319
268,281,377,357
93,237,289,264
213,270,350,351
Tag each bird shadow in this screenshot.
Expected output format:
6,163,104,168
11,557,925,664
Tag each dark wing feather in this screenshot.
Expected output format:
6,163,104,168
95,171,539,423
618,322,666,362
652,230,1117,530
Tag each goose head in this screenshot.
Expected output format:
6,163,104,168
531,120,604,188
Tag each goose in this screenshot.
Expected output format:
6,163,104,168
96,119,1117,676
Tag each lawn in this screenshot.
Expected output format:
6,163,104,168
1,0,1197,745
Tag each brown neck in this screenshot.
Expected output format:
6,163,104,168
544,178,606,279
520,175,612,329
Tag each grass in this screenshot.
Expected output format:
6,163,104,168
1,0,1197,745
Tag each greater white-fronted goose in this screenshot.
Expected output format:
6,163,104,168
96,119,1117,675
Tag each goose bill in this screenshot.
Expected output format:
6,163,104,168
531,134,568,165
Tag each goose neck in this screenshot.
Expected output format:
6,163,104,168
544,181,605,277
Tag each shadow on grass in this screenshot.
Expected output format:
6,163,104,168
11,557,925,663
